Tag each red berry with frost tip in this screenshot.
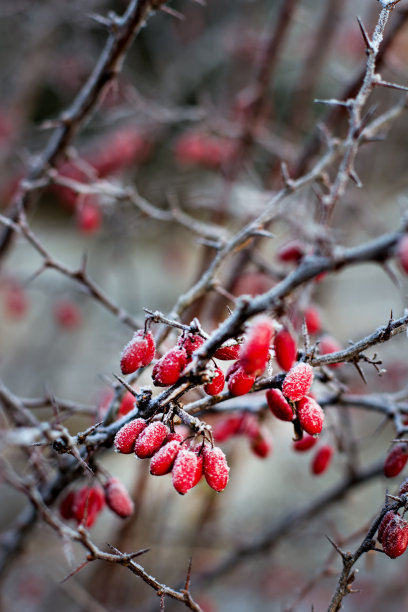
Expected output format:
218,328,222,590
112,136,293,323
250,428,272,459
397,235,408,274
120,330,155,375
104,478,134,518
118,390,135,417
282,362,314,402
319,335,342,369
274,329,297,371
152,348,187,386
214,344,241,360
177,332,205,356
381,513,408,558
204,367,225,396
114,418,147,454
73,486,105,528
293,434,318,452
59,491,76,520
297,396,324,436
172,449,199,495
239,318,274,376
384,443,408,478
304,306,321,335
203,446,230,492
134,421,168,459
276,240,305,263
226,363,255,396
378,511,396,544
150,440,182,476
266,388,294,421
311,445,333,475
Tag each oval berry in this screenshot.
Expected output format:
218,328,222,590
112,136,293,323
73,486,105,528
134,422,168,459
203,446,230,492
239,318,274,376
114,418,147,454
250,428,273,459
204,367,225,396
274,328,297,371
104,478,134,518
266,388,294,421
214,344,241,360
282,362,314,402
276,240,305,263
293,434,318,452
311,445,333,475
227,365,255,396
384,443,408,478
304,306,321,335
319,335,342,369
118,390,136,417
297,396,324,436
177,332,205,356
120,330,155,375
382,513,408,558
378,510,396,544
213,415,245,442
172,449,199,495
59,491,76,520
152,348,187,386
150,440,182,476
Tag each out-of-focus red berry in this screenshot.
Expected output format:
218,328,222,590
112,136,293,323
104,478,134,518
303,306,321,335
319,335,342,368
2,280,29,320
384,443,408,478
276,240,305,263
76,199,102,234
239,318,274,376
54,299,82,330
311,444,333,475
292,434,318,452
274,329,297,371
73,486,105,528
118,390,136,417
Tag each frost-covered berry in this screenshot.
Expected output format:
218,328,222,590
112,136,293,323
120,330,155,375
59,491,76,520
282,362,314,402
226,363,255,396
266,388,294,422
319,335,342,369
304,306,321,335
239,318,274,376
104,478,134,518
214,344,241,360
165,431,184,444
274,329,297,371
73,486,105,528
293,434,318,452
384,443,408,478
192,448,204,487
114,418,147,454
397,234,408,274
150,440,182,476
311,445,333,475
378,511,396,544
152,348,187,386
297,396,324,436
172,449,199,495
381,513,408,558
177,332,205,356
204,367,225,396
134,422,169,459
203,446,230,492
250,428,272,459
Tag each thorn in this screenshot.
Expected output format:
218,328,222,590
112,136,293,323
349,168,363,188
126,547,150,560
374,78,408,93
184,557,193,591
356,16,372,49
314,98,350,108
60,558,90,584
160,5,185,20
381,262,400,289
326,535,347,559
112,374,139,397
251,229,275,239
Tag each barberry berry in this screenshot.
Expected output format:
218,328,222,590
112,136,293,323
297,396,324,436
54,299,82,330
266,388,294,421
118,390,136,417
226,363,255,396
282,362,314,402
59,491,76,520
378,511,396,544
204,367,225,396
293,434,318,452
250,428,272,458
134,421,168,459
76,199,102,234
239,318,274,376
150,440,182,476
274,329,297,371
319,335,342,368
73,486,105,528
311,445,333,475
214,344,241,360
276,240,305,263
177,332,205,356
384,443,408,478
120,330,155,375
104,478,134,518
172,449,199,495
152,348,187,386
303,306,321,335
114,418,147,454
213,415,245,442
203,446,230,492
381,513,408,558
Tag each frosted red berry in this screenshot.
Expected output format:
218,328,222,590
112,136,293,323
304,306,321,335
204,367,225,396
104,478,134,518
172,449,199,495
152,347,187,386
114,418,147,454
59,491,76,520
311,444,333,475
297,396,324,436
319,335,342,368
165,431,184,444
203,446,230,492
120,330,155,375
381,513,408,558
378,511,396,544
134,421,168,459
239,318,274,376
192,448,204,487
397,234,408,274
227,364,255,396
266,388,294,422
293,434,318,452
177,332,205,356
384,443,408,478
274,329,297,371
214,344,241,360
150,440,182,476
282,362,314,402
73,486,105,528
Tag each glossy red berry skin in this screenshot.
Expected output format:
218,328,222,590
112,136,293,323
226,363,255,396
114,418,147,454
293,434,318,452
120,330,155,375
319,335,342,368
203,446,230,492
172,449,199,495
104,478,134,518
239,318,274,376
397,235,408,274
152,348,187,386
274,329,297,371
73,487,105,528
177,332,205,356
266,388,294,421
282,362,314,402
304,306,321,335
381,513,408,558
59,491,76,520
378,511,396,544
276,240,304,263
384,443,408,478
134,422,168,459
150,440,182,476
204,367,225,396
214,344,241,360
297,396,324,436
311,445,333,475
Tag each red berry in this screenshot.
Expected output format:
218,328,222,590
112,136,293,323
150,440,182,476
192,448,204,487
384,443,408,478
239,318,274,376
165,431,185,444
311,445,333,475
54,299,82,330
2,280,29,319
213,415,245,442
172,449,199,495
381,513,408,558
274,329,297,371
227,364,255,396
203,446,230,492
378,511,396,544
118,390,136,417
177,332,205,356
266,388,294,421
250,428,273,458
293,434,318,452
276,240,305,263
120,330,155,375
214,344,241,360
397,234,408,274
204,367,225,396
114,418,147,454
282,362,314,402
73,486,105,528
76,199,102,234
297,396,324,436
59,491,76,520
304,306,321,335
104,478,134,518
134,422,168,459
319,335,342,368
152,348,187,386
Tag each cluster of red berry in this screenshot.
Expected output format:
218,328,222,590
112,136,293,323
59,478,134,528
114,418,229,495
377,480,408,558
